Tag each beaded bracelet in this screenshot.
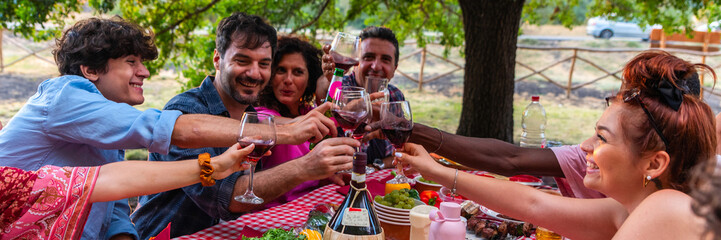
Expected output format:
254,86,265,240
431,127,444,153
198,153,215,187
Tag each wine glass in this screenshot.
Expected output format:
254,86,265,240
333,87,374,174
380,101,414,184
363,76,390,103
330,32,360,72
332,87,370,139
234,112,276,204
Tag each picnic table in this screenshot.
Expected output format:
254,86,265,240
173,169,552,240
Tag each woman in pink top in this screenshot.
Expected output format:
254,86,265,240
255,36,324,207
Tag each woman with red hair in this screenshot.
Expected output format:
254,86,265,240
397,50,716,239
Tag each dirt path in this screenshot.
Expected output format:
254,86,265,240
0,73,49,102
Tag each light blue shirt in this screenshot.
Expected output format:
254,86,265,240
0,75,182,239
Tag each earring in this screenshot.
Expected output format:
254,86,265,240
643,175,652,187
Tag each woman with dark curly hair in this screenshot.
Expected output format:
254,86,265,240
397,51,716,239
256,36,322,117
254,36,326,207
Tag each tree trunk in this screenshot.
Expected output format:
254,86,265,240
456,0,525,143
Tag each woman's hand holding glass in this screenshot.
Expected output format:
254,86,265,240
234,112,276,204
381,101,414,184
210,143,259,180
391,143,442,178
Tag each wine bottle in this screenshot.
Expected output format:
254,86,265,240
324,152,384,239
324,68,346,107
310,68,345,150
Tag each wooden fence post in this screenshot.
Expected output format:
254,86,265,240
566,49,578,98
418,46,427,91
701,55,706,98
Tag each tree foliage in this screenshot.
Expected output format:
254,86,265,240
15,0,462,91
4,0,715,87
524,0,718,34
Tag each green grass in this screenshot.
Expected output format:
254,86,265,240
404,89,603,145
405,89,462,133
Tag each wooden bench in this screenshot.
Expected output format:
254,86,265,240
650,28,721,52
649,29,721,97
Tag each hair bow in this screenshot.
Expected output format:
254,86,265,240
653,78,683,111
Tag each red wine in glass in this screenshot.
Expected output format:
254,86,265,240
352,122,367,140
331,51,359,72
380,101,413,184
331,109,367,135
235,112,276,204
381,127,413,149
238,139,276,160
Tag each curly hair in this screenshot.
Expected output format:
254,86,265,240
215,12,277,59
53,17,158,76
611,50,717,192
256,36,322,117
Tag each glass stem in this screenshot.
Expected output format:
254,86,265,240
246,160,257,194
394,149,404,178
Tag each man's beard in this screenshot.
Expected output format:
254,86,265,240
221,74,263,105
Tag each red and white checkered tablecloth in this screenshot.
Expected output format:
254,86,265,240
174,169,395,240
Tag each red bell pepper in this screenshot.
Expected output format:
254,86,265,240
420,190,442,207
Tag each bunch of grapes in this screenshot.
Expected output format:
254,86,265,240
374,189,417,209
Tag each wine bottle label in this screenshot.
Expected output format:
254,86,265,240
327,80,342,102
352,173,366,183
341,208,370,227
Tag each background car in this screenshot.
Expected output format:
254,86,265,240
586,17,656,40
695,21,720,32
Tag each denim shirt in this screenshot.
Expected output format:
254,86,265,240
343,72,406,163
0,75,182,239
132,76,255,239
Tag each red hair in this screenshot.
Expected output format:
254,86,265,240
616,50,716,192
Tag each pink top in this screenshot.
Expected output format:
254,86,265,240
551,145,606,199
255,106,320,208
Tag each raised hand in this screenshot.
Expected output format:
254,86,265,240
296,137,360,181
210,143,260,180
277,102,337,144
321,44,336,82
393,143,441,177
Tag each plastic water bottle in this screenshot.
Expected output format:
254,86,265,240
520,95,547,148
